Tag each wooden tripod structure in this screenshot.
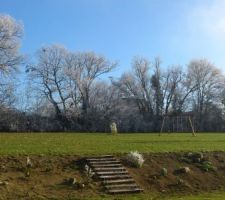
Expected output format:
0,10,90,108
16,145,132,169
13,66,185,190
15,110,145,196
159,113,196,137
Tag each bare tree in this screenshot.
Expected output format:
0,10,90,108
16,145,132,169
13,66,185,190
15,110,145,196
64,52,117,116
187,59,224,130
151,58,164,117
27,45,70,129
0,14,23,74
0,14,23,131
0,14,23,106
113,56,156,126
162,66,182,114
27,47,116,131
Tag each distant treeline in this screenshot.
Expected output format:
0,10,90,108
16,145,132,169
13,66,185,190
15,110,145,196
1,14,225,133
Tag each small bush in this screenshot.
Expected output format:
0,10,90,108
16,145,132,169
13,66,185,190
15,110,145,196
84,164,95,178
182,152,204,163
125,151,144,168
199,161,217,172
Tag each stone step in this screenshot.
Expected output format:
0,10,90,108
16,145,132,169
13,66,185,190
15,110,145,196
108,188,144,194
85,155,143,194
105,184,138,189
94,167,126,171
89,160,120,164
96,171,128,175
91,163,122,168
99,174,132,180
86,155,114,159
87,158,117,162
104,178,135,185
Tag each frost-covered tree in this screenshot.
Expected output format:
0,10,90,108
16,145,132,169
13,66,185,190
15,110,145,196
0,14,23,74
0,14,23,106
0,14,23,131
187,59,224,130
64,52,117,115
27,45,70,127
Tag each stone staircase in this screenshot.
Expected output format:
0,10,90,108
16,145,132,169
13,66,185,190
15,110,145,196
85,155,143,194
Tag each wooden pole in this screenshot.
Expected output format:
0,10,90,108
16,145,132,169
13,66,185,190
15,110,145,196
181,116,183,132
173,117,175,133
159,116,165,136
188,116,196,137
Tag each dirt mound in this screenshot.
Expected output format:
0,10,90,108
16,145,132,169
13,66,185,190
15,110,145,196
0,152,225,199
126,152,225,195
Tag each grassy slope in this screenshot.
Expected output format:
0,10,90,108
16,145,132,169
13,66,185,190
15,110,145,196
0,133,225,155
1,132,225,200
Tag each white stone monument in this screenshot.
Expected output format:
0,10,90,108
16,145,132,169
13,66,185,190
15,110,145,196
110,122,117,135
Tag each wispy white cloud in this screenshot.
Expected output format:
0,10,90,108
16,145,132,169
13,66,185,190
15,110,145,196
189,0,225,42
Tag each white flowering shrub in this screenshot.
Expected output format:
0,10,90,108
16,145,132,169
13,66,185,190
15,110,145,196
125,151,144,168
84,164,95,178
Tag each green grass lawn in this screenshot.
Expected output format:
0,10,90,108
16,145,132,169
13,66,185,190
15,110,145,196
0,132,225,155
94,192,225,200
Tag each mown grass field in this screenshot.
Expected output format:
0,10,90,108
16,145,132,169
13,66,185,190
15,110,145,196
0,132,225,155
1,132,225,200
85,192,225,200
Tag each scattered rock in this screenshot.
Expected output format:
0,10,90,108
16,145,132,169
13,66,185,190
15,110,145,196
182,152,204,164
68,177,77,185
77,182,85,189
45,166,53,172
189,152,204,163
187,152,193,157
25,170,30,177
152,175,158,180
176,178,192,188
195,157,202,163
182,167,191,173
64,177,85,189
177,178,184,185
0,181,9,186
26,156,32,168
174,167,191,175
183,152,217,172
180,157,192,164
0,165,7,172
24,156,32,177
161,168,168,176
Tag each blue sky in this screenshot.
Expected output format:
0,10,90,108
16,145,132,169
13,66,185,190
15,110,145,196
1,0,225,76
